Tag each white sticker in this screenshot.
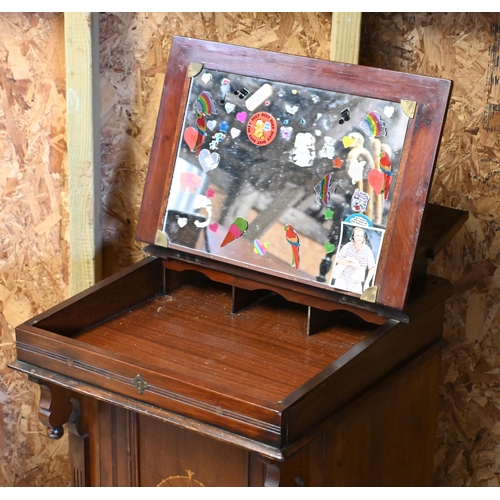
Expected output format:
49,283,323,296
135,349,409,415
245,83,273,112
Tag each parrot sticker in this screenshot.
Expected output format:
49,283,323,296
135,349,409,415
284,224,300,270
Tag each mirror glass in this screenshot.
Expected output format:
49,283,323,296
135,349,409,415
161,68,410,293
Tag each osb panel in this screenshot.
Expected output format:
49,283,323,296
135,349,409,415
0,13,70,486
99,12,332,276
361,13,500,486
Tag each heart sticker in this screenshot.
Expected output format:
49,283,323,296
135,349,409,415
198,149,220,172
207,120,217,131
384,105,395,118
342,135,355,148
184,127,199,151
209,222,219,232
201,73,212,84
177,217,188,228
230,127,241,139
324,242,336,253
225,102,235,113
368,169,384,195
236,111,247,123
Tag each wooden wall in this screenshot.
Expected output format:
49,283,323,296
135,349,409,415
1,12,500,486
0,13,70,486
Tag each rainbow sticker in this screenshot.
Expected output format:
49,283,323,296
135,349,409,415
194,91,217,115
360,110,387,137
253,239,269,255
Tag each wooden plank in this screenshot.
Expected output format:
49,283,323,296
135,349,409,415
330,13,362,64
64,12,102,295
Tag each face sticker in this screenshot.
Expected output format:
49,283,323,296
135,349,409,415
284,224,300,270
221,217,249,247
253,239,270,255
180,172,202,193
198,149,220,172
351,188,370,213
290,132,316,167
347,158,366,184
194,91,217,115
246,112,278,146
318,136,336,159
193,194,213,228
360,110,387,137
339,108,350,124
245,83,273,112
236,111,247,123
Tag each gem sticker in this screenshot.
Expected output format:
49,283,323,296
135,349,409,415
246,111,278,146
221,217,249,247
280,126,293,141
351,188,370,213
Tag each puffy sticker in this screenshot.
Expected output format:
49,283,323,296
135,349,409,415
209,222,219,232
368,169,384,195
225,102,235,113
177,217,188,228
201,73,212,84
285,104,299,115
207,120,217,131
384,105,395,118
324,208,334,220
333,157,344,169
324,242,336,253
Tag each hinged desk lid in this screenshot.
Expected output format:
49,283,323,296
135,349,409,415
136,36,452,316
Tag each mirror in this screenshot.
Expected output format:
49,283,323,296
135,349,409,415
160,68,409,293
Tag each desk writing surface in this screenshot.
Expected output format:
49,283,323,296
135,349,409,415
73,280,372,403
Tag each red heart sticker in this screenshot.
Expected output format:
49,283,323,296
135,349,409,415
368,169,384,195
184,127,199,151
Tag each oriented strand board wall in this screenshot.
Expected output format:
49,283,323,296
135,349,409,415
360,13,500,486
0,13,70,486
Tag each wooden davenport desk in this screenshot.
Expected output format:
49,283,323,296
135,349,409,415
11,38,465,486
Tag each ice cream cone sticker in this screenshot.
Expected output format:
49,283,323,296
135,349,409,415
221,217,249,247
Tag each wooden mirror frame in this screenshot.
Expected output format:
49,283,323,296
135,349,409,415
136,36,452,316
